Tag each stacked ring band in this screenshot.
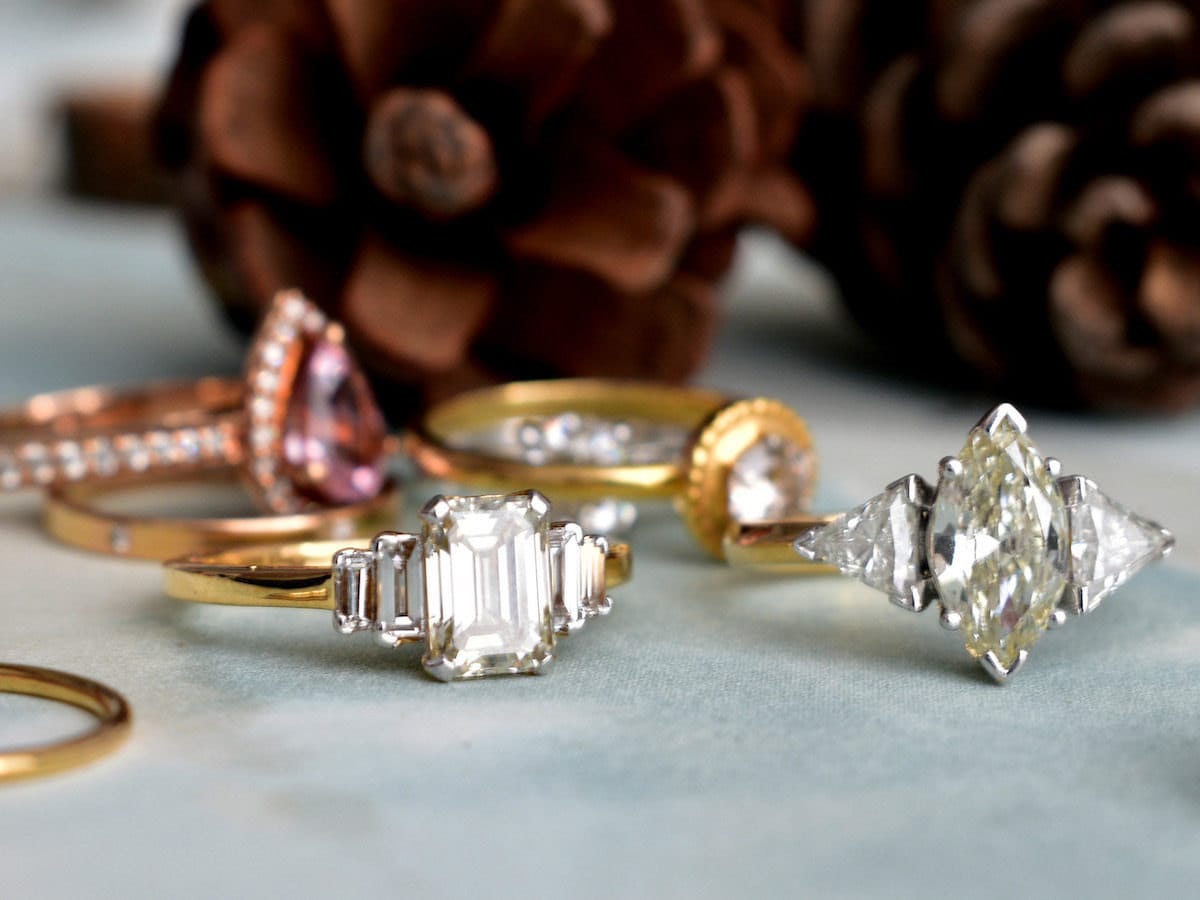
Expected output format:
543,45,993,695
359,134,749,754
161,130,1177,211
0,664,131,782
407,379,816,557
164,490,631,681
0,289,404,559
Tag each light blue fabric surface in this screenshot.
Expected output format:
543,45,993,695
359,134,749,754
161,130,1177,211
0,199,1198,898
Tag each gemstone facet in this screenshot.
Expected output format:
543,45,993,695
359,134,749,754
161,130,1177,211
795,475,930,610
283,334,388,506
927,406,1069,673
421,491,556,680
727,434,816,523
1062,476,1175,612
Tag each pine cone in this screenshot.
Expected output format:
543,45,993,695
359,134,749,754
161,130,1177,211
155,0,812,418
796,0,1200,410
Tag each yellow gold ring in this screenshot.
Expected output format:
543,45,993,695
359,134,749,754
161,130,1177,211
0,664,131,783
43,470,401,560
166,490,632,682
406,379,817,558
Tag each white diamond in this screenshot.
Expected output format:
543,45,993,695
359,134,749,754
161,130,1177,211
1065,477,1174,612
795,477,927,608
421,491,555,680
581,535,611,616
727,434,814,523
332,549,374,634
549,523,585,633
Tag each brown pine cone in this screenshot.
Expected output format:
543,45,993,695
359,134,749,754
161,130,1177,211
796,0,1200,410
155,0,812,419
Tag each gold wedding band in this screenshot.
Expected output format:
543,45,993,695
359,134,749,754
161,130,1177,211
0,664,131,783
43,470,401,560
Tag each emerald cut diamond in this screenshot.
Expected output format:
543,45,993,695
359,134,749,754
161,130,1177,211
421,491,556,681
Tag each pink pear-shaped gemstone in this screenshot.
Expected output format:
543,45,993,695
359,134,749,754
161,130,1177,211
282,334,387,505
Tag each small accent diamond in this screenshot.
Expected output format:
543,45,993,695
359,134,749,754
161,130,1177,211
1063,476,1175,612
795,476,929,610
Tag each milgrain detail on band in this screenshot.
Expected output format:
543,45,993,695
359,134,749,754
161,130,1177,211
0,422,237,492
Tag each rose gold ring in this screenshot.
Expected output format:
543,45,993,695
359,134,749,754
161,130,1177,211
0,290,393,514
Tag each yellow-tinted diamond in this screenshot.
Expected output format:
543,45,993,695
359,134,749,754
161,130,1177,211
928,408,1068,672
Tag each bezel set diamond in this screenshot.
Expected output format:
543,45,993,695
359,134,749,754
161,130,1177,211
794,404,1174,683
330,490,614,681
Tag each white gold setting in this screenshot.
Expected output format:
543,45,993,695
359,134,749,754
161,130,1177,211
330,490,616,681
794,404,1174,683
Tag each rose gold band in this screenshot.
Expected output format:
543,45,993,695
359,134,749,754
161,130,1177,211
42,470,402,560
0,377,245,492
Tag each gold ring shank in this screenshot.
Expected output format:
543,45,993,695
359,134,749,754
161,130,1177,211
722,517,841,573
0,664,131,783
164,537,634,610
43,471,402,560
407,379,728,500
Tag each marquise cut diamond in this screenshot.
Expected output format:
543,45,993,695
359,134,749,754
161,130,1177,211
790,403,1172,682
928,408,1069,672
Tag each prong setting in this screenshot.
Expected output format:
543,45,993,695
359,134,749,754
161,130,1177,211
939,606,962,630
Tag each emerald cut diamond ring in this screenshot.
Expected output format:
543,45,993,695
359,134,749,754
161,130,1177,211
163,490,630,681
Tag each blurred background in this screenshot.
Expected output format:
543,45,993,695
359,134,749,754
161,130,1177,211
6,0,1199,419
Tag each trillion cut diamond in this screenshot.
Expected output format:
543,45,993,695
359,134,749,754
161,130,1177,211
928,407,1069,672
1064,476,1174,612
795,477,928,609
421,491,556,680
727,434,815,523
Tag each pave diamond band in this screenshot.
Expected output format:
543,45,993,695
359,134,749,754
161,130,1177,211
163,490,631,682
726,405,1173,683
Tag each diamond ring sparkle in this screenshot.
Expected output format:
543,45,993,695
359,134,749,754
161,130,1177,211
408,381,817,558
164,490,629,682
792,404,1173,683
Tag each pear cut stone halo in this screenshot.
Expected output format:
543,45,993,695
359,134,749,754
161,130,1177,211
0,289,393,519
794,404,1174,682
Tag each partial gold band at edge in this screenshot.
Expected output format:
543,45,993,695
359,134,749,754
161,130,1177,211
722,517,841,574
0,664,131,783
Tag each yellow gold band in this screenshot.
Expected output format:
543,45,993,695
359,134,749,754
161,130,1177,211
43,471,402,560
407,378,729,500
407,379,817,559
163,538,633,610
722,517,841,573
0,664,131,783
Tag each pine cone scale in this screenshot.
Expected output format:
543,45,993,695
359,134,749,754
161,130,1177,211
200,26,338,204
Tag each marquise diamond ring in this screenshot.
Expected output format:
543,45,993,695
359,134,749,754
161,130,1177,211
724,404,1173,683
164,490,630,682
